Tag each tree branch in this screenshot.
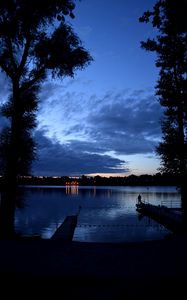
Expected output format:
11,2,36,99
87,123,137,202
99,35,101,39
20,67,45,92
1,13,17,74
18,36,31,76
6,37,18,72
0,60,14,79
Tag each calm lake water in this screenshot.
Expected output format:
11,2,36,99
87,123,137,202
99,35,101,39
15,185,181,243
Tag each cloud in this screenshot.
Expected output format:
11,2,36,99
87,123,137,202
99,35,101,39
37,79,94,141
57,90,163,155
33,129,128,176
32,88,163,176
87,92,162,155
0,82,163,176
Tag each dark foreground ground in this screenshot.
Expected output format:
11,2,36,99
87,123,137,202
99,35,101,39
0,235,187,299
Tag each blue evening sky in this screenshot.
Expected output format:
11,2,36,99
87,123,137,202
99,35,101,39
0,0,162,177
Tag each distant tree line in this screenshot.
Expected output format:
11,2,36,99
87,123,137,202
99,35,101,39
4,173,180,187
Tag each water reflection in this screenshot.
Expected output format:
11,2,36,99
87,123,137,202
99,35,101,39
14,186,180,242
66,185,79,195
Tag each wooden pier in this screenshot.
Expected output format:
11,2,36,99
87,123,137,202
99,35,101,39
51,215,78,241
136,201,184,233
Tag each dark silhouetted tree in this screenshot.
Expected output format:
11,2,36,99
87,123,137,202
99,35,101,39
0,0,92,237
0,84,38,177
0,0,92,183
140,0,187,217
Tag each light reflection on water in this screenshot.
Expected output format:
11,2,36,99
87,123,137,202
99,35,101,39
14,185,180,242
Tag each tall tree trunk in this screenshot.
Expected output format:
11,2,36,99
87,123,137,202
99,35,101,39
174,62,187,222
5,79,20,184
0,79,20,238
177,102,187,223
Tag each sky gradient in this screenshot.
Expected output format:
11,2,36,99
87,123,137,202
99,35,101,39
0,0,162,177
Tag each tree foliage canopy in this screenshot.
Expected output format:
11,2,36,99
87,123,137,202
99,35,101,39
0,0,92,177
0,0,91,85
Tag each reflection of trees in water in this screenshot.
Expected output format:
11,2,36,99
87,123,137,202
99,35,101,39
0,191,15,238
0,187,26,238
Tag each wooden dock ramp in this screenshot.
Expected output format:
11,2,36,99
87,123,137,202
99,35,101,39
51,215,78,241
136,201,184,233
